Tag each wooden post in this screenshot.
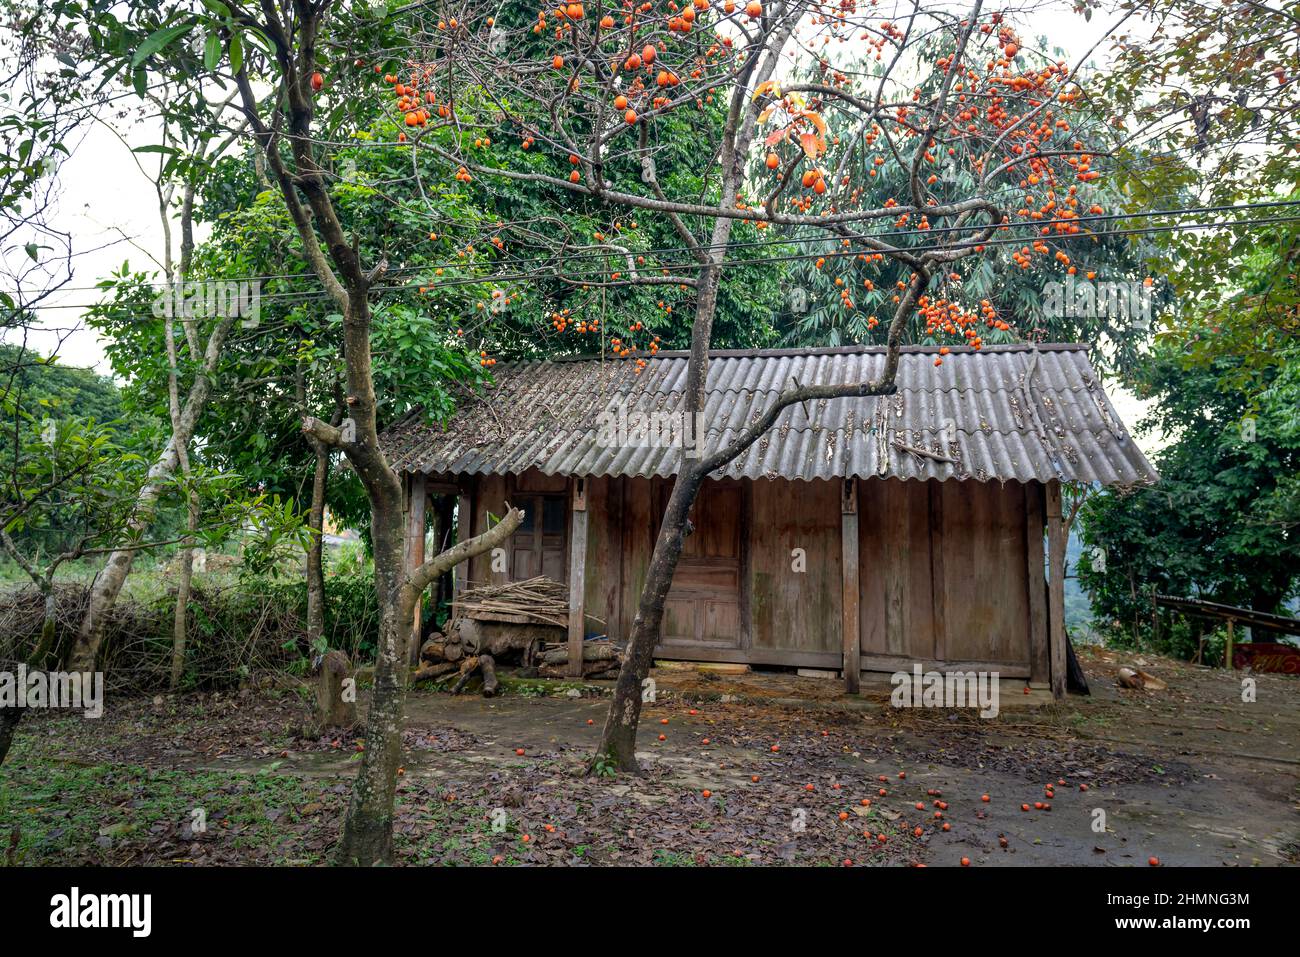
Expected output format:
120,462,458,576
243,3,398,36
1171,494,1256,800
1225,618,1235,671
568,477,589,678
1046,480,1066,700
1025,483,1049,685
455,484,473,608
405,473,427,666
841,479,860,694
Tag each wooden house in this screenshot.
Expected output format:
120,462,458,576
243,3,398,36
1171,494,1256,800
382,344,1157,698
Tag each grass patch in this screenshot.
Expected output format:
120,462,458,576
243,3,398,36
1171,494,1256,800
0,759,326,865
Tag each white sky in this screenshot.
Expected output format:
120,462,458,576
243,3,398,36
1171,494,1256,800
14,1,1159,453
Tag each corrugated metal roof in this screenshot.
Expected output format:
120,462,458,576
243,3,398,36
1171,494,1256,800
382,344,1158,485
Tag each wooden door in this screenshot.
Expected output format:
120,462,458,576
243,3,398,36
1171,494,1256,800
660,479,743,648
511,493,568,582
858,479,937,668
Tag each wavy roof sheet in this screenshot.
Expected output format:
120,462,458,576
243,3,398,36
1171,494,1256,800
382,344,1158,485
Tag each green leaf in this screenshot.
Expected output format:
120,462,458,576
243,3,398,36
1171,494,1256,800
204,31,221,71
131,22,196,68
199,0,233,17
229,31,243,74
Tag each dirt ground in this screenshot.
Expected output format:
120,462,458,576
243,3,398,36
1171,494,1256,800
2,646,1296,866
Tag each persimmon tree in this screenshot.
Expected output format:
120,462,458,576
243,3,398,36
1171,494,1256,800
772,37,1162,376
395,0,1122,768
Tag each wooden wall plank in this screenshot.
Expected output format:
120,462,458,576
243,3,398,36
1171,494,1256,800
905,482,936,659
739,480,753,652
928,481,947,663
620,477,654,637
842,479,860,693
938,480,1030,668
583,476,622,642
467,474,509,585
884,480,909,656
1046,480,1066,699
860,479,935,663
858,478,886,654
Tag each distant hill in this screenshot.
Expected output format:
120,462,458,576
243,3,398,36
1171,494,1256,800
0,343,122,424
1064,526,1096,639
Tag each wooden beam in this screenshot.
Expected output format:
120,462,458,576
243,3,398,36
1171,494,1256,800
1225,618,1235,671
841,479,860,693
1046,480,1066,700
404,473,427,666
568,477,589,678
1025,483,1049,684
1154,594,1300,637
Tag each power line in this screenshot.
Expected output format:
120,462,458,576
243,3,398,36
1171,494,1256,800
26,211,1300,323
21,198,1300,302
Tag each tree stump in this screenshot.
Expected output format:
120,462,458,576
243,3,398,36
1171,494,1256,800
309,649,356,735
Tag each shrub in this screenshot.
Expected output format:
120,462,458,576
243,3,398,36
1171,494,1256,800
0,573,379,694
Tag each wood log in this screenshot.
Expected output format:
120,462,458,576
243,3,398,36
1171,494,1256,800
450,655,481,695
480,653,498,697
451,617,563,658
420,636,462,663
412,660,459,684
538,659,622,679
539,643,619,665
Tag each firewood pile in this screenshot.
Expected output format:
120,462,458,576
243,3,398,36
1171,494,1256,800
453,577,569,627
413,603,622,695
412,577,620,694
413,617,539,696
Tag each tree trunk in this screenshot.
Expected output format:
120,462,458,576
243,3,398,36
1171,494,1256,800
31,589,57,670
593,239,731,771
334,485,408,866
169,491,198,691
1,592,58,766
0,708,21,767
69,441,179,674
306,440,329,649
596,466,705,770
